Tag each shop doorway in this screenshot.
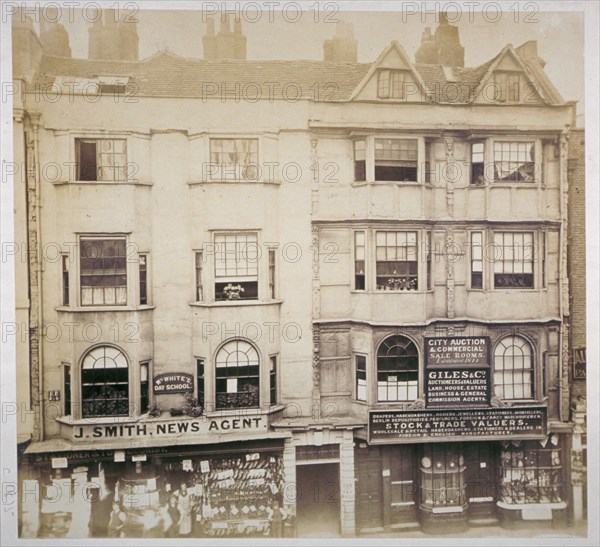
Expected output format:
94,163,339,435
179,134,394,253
295,463,340,537
464,442,500,524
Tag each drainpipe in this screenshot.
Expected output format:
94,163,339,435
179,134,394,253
29,111,44,440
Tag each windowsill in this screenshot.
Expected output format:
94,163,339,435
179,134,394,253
497,501,566,510
492,288,537,292
351,181,434,188
190,300,283,308
56,305,155,313
53,180,153,186
188,180,281,186
351,290,433,295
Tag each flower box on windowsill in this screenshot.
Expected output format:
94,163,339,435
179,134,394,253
169,408,184,417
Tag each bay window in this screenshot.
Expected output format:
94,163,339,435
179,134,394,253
353,136,423,183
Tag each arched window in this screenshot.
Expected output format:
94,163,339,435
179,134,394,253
494,336,534,399
377,335,419,401
81,346,129,417
215,340,260,409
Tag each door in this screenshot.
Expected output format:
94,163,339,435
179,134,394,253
355,446,384,531
295,463,340,537
464,442,499,520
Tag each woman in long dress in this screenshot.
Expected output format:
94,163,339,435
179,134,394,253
176,483,192,537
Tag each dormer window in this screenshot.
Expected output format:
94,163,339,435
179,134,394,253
377,69,410,100
494,71,521,103
97,76,130,95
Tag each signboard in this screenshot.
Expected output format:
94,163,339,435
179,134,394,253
425,336,489,366
368,407,547,444
573,347,586,379
425,337,490,407
153,373,194,393
426,368,490,406
63,415,268,443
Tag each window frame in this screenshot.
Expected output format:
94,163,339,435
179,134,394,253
493,335,536,401
138,253,148,305
75,137,128,182
213,232,260,302
377,69,413,100
354,353,367,402
269,354,278,406
80,345,130,418
196,357,205,409
140,360,150,414
214,339,261,410
470,230,484,290
375,230,419,292
492,140,536,183
63,363,71,416
79,236,129,307
376,335,420,403
61,254,70,306
492,231,535,289
353,231,366,291
352,135,427,184
208,137,260,182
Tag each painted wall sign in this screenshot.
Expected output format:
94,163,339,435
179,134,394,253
368,407,547,444
153,373,194,393
426,368,490,406
425,337,489,366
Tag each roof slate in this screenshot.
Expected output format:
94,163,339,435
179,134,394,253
31,49,563,105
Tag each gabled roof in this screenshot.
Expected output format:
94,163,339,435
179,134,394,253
470,45,563,105
31,45,565,105
349,41,432,101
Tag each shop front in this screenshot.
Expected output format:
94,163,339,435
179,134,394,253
19,410,295,538
354,407,569,534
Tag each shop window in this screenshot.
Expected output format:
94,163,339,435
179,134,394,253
81,345,129,417
470,231,483,289
76,138,127,181
140,361,149,414
61,254,69,306
470,142,485,184
80,238,127,306
420,444,466,507
354,231,366,290
63,364,71,416
493,232,534,288
269,355,278,406
494,336,534,399
214,233,258,301
377,335,419,402
355,354,367,401
196,358,205,408
209,138,259,181
354,140,366,182
375,138,418,181
138,254,148,305
493,141,535,182
376,231,418,291
215,340,260,409
500,439,563,504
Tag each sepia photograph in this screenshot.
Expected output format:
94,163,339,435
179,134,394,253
0,0,597,544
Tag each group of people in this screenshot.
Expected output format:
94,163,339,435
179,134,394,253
107,482,194,538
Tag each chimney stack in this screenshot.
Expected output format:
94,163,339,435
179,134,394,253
323,21,358,63
12,8,43,82
415,11,464,67
515,40,546,68
39,7,72,57
88,9,139,61
203,15,247,60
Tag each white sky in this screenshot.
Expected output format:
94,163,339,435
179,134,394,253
30,6,585,116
